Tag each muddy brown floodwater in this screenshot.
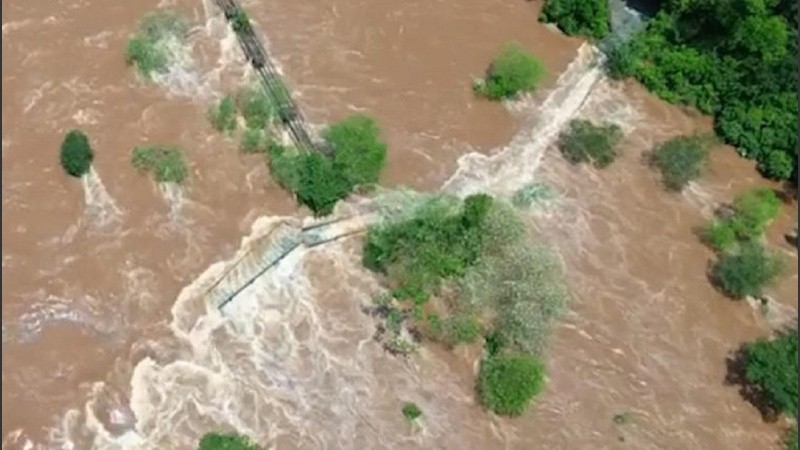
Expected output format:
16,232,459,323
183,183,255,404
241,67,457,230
2,0,797,448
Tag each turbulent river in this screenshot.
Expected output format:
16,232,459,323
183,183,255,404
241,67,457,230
2,0,797,449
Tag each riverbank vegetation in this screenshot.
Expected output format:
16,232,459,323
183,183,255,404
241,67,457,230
703,188,782,253
131,145,188,183
539,0,611,40
743,329,798,418
363,193,567,415
59,130,94,177
474,43,546,100
268,115,387,215
125,11,190,78
649,135,710,191
712,242,784,299
199,432,261,450
607,0,798,182
557,119,623,168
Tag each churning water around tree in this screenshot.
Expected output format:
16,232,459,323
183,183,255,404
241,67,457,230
3,0,797,449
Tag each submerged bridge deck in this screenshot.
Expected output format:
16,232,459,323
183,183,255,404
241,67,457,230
214,0,320,153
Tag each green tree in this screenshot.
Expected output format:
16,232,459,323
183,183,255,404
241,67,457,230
125,11,190,77
650,135,709,191
712,242,784,299
474,43,546,100
59,130,94,177
198,432,261,450
324,114,387,186
744,329,798,417
478,353,546,416
402,403,422,421
539,0,611,40
557,119,623,168
209,95,237,133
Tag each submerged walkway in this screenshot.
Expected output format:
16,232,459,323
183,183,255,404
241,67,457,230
214,0,320,152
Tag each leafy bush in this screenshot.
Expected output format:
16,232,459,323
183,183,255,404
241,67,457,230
240,87,277,130
539,0,611,40
744,329,798,417
474,43,546,100
478,353,546,416
131,145,188,183
712,242,784,299
209,95,237,133
607,3,798,182
787,427,798,450
240,128,271,154
59,130,94,177
557,119,623,168
402,403,422,421
702,188,782,252
293,152,352,215
125,11,190,77
199,432,261,450
650,135,709,191
324,114,387,186
442,314,482,345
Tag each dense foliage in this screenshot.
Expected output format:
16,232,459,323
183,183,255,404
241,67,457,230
239,86,277,130
557,119,623,168
711,242,784,299
649,135,709,191
478,353,546,416
539,0,611,40
402,403,422,421
608,0,798,181
474,43,546,100
131,145,188,183
198,432,261,450
788,427,798,450
744,329,798,417
230,10,251,34
240,128,270,154
125,11,190,77
703,188,782,252
59,130,94,177
209,95,237,133
268,115,387,215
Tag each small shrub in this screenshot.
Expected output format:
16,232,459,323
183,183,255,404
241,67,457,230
744,329,798,417
650,135,709,191
230,10,251,34
59,130,94,177
131,145,188,183
474,43,546,100
209,95,237,133
240,128,270,154
758,151,795,181
125,11,190,77
293,152,352,215
731,188,782,239
442,314,482,345
402,403,422,421
478,353,546,416
557,119,623,168
712,242,784,299
702,220,738,253
198,432,261,450
539,0,611,40
787,427,798,450
240,87,277,130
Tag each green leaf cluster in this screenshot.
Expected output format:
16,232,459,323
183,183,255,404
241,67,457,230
557,119,623,168
703,188,782,253
478,353,546,416
125,11,190,78
59,130,94,177
649,135,709,191
131,145,188,183
711,241,784,299
474,43,546,100
539,0,611,40
744,329,798,417
198,432,261,450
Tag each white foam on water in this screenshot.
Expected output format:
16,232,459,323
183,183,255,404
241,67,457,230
82,167,123,229
158,182,185,226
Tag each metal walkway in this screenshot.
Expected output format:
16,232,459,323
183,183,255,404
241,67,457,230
214,0,320,152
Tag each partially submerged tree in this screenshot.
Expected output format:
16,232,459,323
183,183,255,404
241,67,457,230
59,129,94,177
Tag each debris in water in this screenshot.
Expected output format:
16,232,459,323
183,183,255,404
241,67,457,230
511,182,557,209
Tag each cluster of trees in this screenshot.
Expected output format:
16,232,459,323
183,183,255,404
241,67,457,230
539,0,611,40
557,119,623,168
649,135,711,191
474,43,546,100
199,432,261,450
125,11,190,78
701,188,785,299
269,114,387,215
363,194,567,415
209,83,281,154
608,0,798,181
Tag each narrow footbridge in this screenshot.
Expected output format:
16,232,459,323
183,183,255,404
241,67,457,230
206,214,377,311
214,0,320,152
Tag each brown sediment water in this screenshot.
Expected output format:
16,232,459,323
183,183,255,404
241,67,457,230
2,0,797,449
